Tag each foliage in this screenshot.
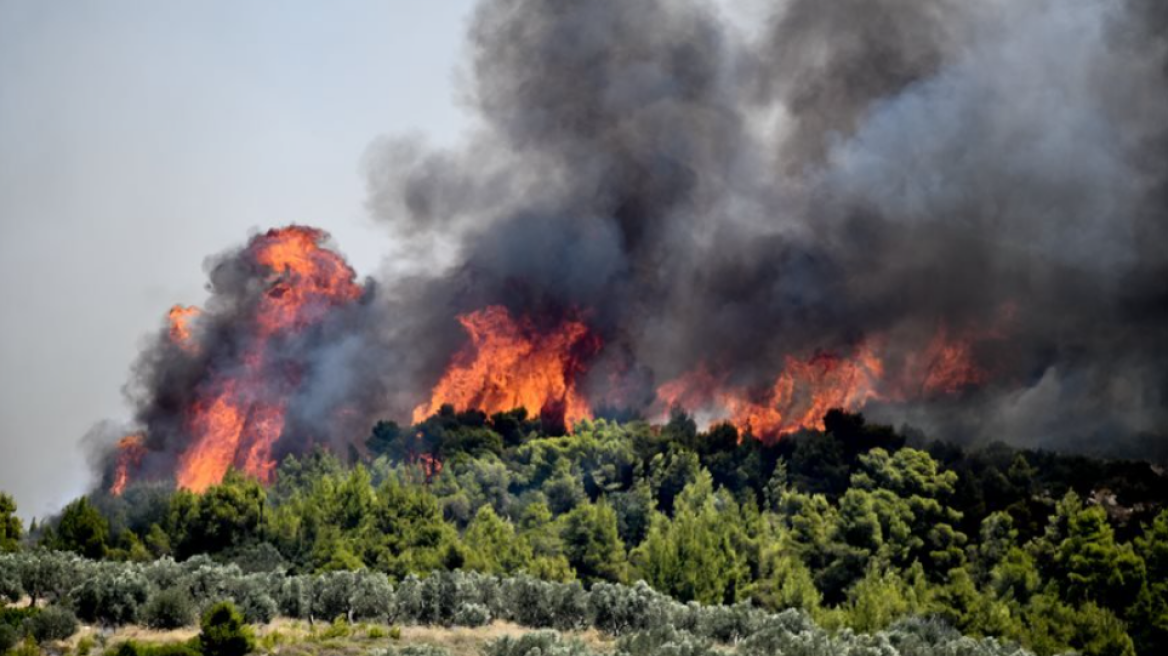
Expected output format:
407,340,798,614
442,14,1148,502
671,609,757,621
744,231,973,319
47,497,110,559
0,625,18,654
23,605,78,643
107,640,202,656
142,587,196,629
73,566,150,626
197,602,255,656
9,409,1168,655
0,493,21,553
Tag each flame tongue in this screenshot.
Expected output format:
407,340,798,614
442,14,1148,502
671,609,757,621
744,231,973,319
657,346,884,441
167,305,201,352
656,320,1002,441
413,305,600,429
110,434,146,496
171,226,361,492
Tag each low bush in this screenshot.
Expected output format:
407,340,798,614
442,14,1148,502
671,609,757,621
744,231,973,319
24,605,79,643
142,588,196,629
614,625,717,656
107,640,202,656
484,631,594,656
73,569,149,626
0,607,40,630
0,624,20,653
452,602,491,627
386,646,452,656
318,616,350,640
197,602,255,656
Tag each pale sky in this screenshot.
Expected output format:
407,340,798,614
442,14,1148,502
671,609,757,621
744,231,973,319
0,1,476,520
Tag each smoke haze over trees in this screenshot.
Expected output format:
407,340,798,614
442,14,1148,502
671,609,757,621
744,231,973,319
359,0,1168,455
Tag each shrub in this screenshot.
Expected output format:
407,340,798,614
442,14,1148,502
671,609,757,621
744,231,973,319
277,576,313,620
24,605,79,643
318,616,350,640
142,588,196,629
183,562,242,609
386,646,452,656
350,571,395,622
72,569,150,626
484,631,594,656
0,557,24,603
313,571,357,623
693,601,766,643
77,636,97,656
389,626,402,640
231,587,277,625
0,624,19,653
197,602,255,656
107,640,201,656
18,550,84,606
9,636,41,656
615,626,717,656
589,581,674,636
141,558,185,591
452,602,491,627
257,631,285,651
0,607,40,630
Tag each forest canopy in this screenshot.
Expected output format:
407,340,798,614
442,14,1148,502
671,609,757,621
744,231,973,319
6,408,1168,656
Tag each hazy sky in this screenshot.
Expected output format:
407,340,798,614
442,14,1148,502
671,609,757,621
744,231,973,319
0,1,476,520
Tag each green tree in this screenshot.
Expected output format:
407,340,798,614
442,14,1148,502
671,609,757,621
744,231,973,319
1053,504,1144,609
0,493,22,552
1127,509,1168,654
561,499,627,584
463,505,533,574
632,473,751,604
364,478,459,579
852,448,966,575
169,470,266,559
47,497,109,559
755,545,822,614
845,563,915,632
198,602,255,656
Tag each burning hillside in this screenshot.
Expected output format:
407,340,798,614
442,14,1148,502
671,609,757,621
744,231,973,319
100,0,1168,493
107,226,367,493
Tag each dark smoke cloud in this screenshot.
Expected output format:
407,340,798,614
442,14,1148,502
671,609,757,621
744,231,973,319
363,0,1168,455
92,0,1168,488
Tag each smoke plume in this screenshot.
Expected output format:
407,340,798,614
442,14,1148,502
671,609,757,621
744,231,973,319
101,0,1168,490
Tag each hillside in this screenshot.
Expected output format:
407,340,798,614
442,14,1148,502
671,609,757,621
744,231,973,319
3,409,1168,656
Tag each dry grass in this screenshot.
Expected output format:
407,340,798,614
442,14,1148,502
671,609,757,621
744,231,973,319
393,622,614,656
42,617,615,656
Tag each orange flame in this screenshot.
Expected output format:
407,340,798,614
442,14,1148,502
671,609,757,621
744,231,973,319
110,434,146,496
173,226,361,492
412,305,600,429
656,316,1007,441
657,346,884,441
167,305,201,352
914,326,987,395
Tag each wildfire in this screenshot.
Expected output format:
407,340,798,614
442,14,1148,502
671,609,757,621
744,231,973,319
656,318,1005,441
657,346,884,441
412,306,601,430
913,327,987,396
110,434,146,496
167,305,201,352
169,226,362,492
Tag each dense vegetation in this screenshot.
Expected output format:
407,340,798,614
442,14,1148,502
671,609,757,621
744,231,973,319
3,408,1168,655
1,553,1031,656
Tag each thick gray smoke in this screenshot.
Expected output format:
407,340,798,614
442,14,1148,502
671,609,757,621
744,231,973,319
362,0,1168,455
95,0,1168,490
